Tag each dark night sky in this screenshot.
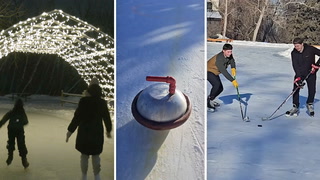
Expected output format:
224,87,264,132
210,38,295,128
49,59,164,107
0,0,114,95
20,0,114,37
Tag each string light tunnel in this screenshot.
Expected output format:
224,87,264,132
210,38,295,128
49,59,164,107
131,76,192,130
0,9,114,100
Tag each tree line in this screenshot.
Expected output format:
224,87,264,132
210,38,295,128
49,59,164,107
212,0,320,44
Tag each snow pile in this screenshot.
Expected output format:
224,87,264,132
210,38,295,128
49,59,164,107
278,47,292,59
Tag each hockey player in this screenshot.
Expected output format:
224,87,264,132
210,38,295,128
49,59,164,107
0,98,29,168
286,38,320,116
207,43,238,112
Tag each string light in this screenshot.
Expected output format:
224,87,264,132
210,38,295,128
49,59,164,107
0,9,114,99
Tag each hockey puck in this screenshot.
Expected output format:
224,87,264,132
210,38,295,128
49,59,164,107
257,125,262,127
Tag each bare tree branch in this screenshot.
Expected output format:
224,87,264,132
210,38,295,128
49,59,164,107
283,1,320,10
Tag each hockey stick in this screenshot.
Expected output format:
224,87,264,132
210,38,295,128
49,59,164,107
235,87,250,122
262,71,312,121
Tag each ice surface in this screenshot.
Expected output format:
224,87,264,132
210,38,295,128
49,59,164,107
0,95,114,180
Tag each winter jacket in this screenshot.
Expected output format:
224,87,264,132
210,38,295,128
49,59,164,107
0,110,28,130
291,44,320,78
207,51,236,82
67,96,112,155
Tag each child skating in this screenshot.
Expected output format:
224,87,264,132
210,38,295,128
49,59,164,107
0,98,29,168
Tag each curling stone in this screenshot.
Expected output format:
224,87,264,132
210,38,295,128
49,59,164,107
131,76,192,130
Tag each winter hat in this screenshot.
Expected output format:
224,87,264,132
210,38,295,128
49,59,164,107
13,98,24,112
223,43,233,50
293,38,304,44
87,84,102,97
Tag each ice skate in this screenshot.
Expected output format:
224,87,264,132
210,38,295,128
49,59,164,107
207,107,215,112
207,100,215,112
94,174,101,180
6,153,13,166
81,174,87,180
209,100,220,107
285,105,299,117
21,157,29,168
307,103,315,117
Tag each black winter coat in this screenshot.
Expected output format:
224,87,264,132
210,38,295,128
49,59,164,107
0,110,28,130
68,96,112,155
291,44,320,78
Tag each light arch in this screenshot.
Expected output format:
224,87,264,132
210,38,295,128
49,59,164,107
0,9,114,99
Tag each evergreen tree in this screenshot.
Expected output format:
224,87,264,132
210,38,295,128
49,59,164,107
279,0,320,44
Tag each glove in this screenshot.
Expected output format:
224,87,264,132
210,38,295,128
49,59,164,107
294,77,305,87
66,131,72,142
231,68,236,77
106,132,112,138
311,64,320,74
232,80,238,88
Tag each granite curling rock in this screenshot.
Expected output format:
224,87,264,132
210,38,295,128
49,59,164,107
131,76,192,130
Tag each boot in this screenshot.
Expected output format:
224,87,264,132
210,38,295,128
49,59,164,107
92,155,101,180
285,104,299,116
6,152,13,165
307,103,315,116
81,173,87,180
209,99,220,107
94,174,101,180
21,157,29,168
207,100,215,112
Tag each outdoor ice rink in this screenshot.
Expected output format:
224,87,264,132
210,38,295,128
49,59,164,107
0,96,114,180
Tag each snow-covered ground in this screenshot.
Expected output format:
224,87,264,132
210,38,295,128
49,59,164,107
0,95,114,180
207,41,320,180
116,0,205,179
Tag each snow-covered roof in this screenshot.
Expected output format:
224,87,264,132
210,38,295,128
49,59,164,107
207,0,219,10
0,9,114,99
207,11,222,19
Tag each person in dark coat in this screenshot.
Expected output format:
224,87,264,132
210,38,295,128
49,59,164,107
0,98,29,168
66,84,112,180
286,37,320,116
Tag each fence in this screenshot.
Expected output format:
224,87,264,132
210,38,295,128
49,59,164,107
11,93,31,101
60,90,84,106
60,90,114,120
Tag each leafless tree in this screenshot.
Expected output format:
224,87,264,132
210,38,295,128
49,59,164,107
222,0,228,37
217,0,236,38
211,0,319,43
0,0,26,30
252,0,269,41
220,0,263,40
